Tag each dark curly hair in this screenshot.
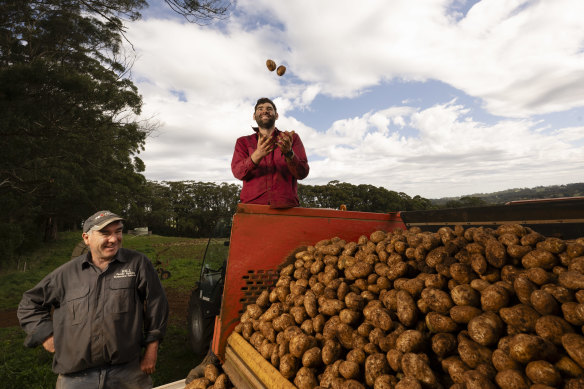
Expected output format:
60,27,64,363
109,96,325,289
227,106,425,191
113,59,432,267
254,97,277,113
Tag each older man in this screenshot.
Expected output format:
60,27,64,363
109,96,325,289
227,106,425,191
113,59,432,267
18,210,169,389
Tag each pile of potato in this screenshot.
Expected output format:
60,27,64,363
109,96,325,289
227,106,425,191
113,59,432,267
234,224,584,389
185,363,231,389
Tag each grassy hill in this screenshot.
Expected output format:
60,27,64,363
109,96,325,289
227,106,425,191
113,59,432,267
432,182,584,207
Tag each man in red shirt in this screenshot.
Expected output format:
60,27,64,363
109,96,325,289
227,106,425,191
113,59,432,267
231,97,309,208
187,99,310,384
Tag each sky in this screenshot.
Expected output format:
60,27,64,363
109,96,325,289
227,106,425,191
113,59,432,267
124,0,584,199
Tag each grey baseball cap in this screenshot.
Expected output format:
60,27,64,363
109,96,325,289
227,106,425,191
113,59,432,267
83,210,124,233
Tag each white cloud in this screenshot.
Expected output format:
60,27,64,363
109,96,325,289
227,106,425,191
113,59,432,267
124,0,584,198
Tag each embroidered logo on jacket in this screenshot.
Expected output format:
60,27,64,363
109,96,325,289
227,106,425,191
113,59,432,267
113,269,136,278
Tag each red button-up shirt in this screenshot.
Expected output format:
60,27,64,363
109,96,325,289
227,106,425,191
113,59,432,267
231,127,309,208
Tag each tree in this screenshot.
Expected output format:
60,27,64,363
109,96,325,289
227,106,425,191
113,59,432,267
299,181,432,213
163,0,231,23
445,196,487,208
0,0,233,261
0,0,151,260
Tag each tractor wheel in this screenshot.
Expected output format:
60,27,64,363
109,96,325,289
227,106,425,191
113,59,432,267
187,290,214,358
160,270,171,280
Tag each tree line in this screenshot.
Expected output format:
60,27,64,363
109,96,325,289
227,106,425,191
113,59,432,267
125,180,434,239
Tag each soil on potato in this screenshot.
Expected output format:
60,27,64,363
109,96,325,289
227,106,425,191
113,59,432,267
0,287,191,329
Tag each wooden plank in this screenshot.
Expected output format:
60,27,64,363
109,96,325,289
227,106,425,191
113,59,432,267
223,333,296,389
223,346,265,389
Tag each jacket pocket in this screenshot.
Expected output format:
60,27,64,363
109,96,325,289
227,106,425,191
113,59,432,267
108,276,135,313
66,287,89,326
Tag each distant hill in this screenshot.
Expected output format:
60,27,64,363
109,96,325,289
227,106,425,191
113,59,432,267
431,182,584,207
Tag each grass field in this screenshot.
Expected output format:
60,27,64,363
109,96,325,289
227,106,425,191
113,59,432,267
0,230,224,388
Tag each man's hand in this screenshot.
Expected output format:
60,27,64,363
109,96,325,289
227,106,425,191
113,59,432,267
140,341,159,375
251,133,275,164
42,335,55,353
276,131,294,156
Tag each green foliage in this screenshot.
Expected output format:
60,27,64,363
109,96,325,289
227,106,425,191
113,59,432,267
298,180,434,212
125,181,240,238
444,196,488,208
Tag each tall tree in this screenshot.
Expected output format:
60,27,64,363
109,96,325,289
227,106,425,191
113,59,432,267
0,0,233,261
0,0,151,261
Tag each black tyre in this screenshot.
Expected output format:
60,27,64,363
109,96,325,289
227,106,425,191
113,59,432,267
160,270,171,280
187,289,214,357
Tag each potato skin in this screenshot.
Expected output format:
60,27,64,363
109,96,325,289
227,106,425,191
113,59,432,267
467,311,504,346
421,288,454,314
522,249,557,270
395,330,426,353
450,284,480,307
458,334,492,369
294,366,318,389
480,284,510,312
301,346,321,367
400,352,438,388
491,349,521,371
364,353,390,387
562,333,584,370
431,332,457,357
525,360,562,386
450,305,482,324
499,304,540,332
559,270,584,290
530,289,560,315
203,363,220,382
495,369,530,389
339,360,360,379
279,353,298,379
508,334,550,364
555,355,584,378
185,377,211,389
425,311,457,333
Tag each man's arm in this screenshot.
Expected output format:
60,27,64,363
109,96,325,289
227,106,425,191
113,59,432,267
139,257,169,367
140,340,159,374
17,276,55,348
231,136,256,180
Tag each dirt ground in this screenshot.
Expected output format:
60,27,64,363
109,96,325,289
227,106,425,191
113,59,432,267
0,287,191,329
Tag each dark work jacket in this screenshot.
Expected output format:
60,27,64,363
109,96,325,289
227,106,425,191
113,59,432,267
17,248,169,374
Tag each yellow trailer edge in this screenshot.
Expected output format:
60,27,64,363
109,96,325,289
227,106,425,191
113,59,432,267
222,332,297,389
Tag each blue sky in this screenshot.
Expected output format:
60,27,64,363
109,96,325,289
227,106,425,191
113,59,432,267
126,0,584,198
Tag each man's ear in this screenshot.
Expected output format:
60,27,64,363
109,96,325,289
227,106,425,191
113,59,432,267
252,112,257,121
82,232,90,245
275,112,279,120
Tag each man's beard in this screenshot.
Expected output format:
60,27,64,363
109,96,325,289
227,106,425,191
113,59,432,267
255,115,276,129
